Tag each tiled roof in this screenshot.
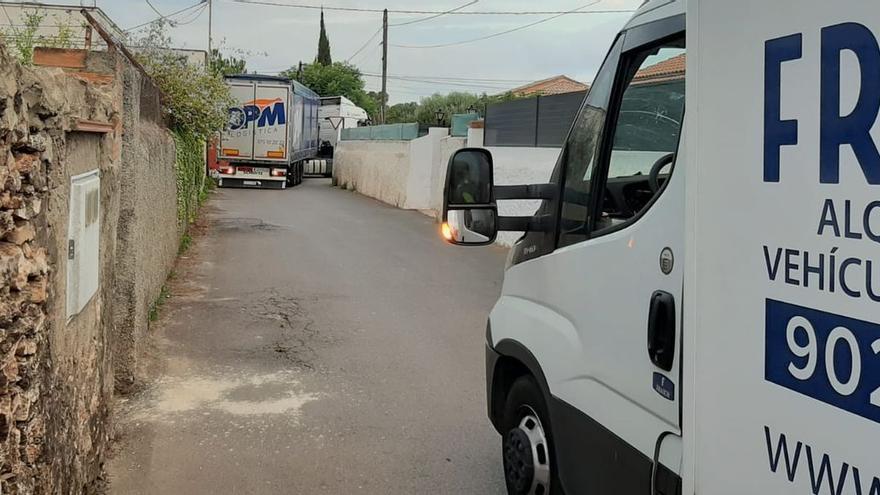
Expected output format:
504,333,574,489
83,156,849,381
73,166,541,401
509,75,589,96
633,53,686,83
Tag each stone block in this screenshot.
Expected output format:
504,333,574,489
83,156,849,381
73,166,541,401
0,211,13,237
12,198,40,221
0,191,22,210
2,355,19,383
15,340,36,357
24,278,47,304
11,154,38,175
3,222,35,245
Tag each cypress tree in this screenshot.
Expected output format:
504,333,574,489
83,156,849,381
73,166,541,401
316,9,332,66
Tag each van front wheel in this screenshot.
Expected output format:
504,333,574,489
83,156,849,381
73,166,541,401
501,376,561,495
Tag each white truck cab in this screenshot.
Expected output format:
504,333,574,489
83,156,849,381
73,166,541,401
441,1,880,494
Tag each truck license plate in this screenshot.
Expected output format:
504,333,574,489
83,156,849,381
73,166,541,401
243,180,260,186
238,167,268,177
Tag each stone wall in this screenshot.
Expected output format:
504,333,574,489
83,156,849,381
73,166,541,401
0,42,120,493
111,62,179,393
0,40,186,491
34,47,182,394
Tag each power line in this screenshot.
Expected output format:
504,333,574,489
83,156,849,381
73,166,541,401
346,27,381,62
363,73,518,88
125,1,204,32
144,0,168,18
350,41,382,67
362,74,514,90
174,3,208,26
223,0,633,15
389,0,478,27
364,73,532,83
392,1,601,49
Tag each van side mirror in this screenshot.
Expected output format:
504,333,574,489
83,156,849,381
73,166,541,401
442,148,497,246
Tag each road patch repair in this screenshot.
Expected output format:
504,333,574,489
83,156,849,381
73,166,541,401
128,365,319,420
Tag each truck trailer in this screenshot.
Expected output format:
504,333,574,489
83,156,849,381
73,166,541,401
439,0,880,494
218,74,319,189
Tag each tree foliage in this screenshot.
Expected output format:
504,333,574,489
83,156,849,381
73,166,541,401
385,102,418,124
316,10,332,66
282,62,376,118
210,49,246,77
383,91,522,126
133,21,232,140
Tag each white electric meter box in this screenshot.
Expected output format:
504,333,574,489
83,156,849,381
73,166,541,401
687,1,880,494
67,169,100,319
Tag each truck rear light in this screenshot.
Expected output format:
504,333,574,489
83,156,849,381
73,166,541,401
222,149,240,156
220,166,236,175
267,150,285,159
272,168,286,177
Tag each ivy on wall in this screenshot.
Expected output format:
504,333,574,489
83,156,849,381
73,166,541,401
173,130,206,225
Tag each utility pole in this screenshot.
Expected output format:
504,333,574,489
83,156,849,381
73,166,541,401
207,0,213,64
381,8,388,124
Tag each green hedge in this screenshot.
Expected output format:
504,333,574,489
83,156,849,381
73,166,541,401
173,130,206,225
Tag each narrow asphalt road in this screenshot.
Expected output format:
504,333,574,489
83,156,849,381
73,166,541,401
107,178,509,494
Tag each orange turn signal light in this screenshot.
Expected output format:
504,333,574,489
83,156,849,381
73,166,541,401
441,222,453,241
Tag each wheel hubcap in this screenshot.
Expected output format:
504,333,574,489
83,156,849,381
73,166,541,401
503,407,551,495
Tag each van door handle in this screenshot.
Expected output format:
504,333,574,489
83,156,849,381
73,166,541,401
647,290,676,372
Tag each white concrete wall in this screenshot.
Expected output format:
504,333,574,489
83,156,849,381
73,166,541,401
333,127,561,248
486,146,560,246
405,128,448,211
334,129,455,213
334,140,411,208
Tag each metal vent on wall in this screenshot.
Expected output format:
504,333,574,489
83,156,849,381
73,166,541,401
67,169,100,319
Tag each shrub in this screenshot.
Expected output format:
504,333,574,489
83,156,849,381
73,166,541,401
133,21,232,141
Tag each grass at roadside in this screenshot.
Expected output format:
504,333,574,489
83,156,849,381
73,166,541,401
148,283,171,322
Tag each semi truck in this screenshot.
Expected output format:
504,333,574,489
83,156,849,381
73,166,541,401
217,74,319,189
440,0,880,494
304,95,368,178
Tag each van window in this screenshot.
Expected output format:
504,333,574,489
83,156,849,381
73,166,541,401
557,37,624,248
593,40,686,233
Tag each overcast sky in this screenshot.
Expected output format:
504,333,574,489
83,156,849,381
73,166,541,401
81,0,638,104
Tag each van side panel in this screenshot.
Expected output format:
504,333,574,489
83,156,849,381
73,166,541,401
489,296,670,494
688,1,880,493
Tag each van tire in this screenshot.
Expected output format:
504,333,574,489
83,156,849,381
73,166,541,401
502,376,562,495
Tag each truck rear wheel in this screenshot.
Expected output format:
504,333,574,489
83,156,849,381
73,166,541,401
502,376,562,495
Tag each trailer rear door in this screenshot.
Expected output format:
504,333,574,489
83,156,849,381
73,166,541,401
686,1,880,493
220,82,256,160
252,83,290,162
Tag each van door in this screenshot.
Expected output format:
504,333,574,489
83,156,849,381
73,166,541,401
220,82,256,160
494,18,686,494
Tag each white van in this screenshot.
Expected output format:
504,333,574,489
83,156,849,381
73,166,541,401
441,1,880,494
